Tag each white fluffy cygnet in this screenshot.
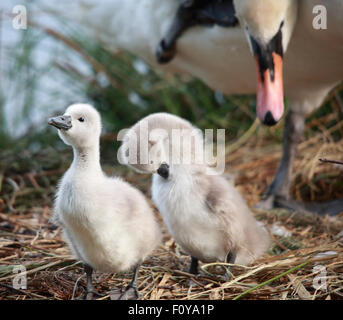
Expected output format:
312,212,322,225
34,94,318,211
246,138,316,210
119,113,270,275
49,103,161,299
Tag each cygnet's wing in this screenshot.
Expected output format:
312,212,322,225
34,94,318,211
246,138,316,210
193,170,246,218
193,169,270,264
193,170,245,243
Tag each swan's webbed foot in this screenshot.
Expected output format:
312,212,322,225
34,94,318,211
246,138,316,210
117,262,141,300
74,264,104,300
256,195,343,216
118,283,140,300
255,195,277,211
82,288,104,300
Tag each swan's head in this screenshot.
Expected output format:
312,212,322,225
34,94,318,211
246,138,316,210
233,0,298,126
119,117,170,174
119,113,203,178
48,103,102,149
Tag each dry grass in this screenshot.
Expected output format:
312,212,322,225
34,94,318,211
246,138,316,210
0,115,343,300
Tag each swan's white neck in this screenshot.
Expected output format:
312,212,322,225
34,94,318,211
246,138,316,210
168,164,204,186
71,143,101,172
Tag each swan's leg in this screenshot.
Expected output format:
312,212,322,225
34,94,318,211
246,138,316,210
265,109,305,200
119,262,141,300
188,256,199,287
257,109,343,216
189,256,199,275
156,3,196,64
84,264,94,300
224,249,236,281
82,264,103,300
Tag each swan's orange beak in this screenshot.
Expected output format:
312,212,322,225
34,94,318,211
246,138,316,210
256,53,284,126
250,21,285,126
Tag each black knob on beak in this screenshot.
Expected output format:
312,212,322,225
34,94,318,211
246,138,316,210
157,163,169,179
263,111,277,126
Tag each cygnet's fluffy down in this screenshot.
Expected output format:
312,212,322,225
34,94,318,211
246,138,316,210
120,113,270,273
49,104,161,299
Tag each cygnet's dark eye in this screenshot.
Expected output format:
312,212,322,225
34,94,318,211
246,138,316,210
78,117,85,122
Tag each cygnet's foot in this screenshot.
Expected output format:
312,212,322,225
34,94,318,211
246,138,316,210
156,40,176,64
109,287,123,300
75,288,103,300
223,267,233,282
118,284,140,300
256,195,343,216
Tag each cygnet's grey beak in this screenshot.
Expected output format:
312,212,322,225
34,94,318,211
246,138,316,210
48,115,72,130
157,163,169,179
